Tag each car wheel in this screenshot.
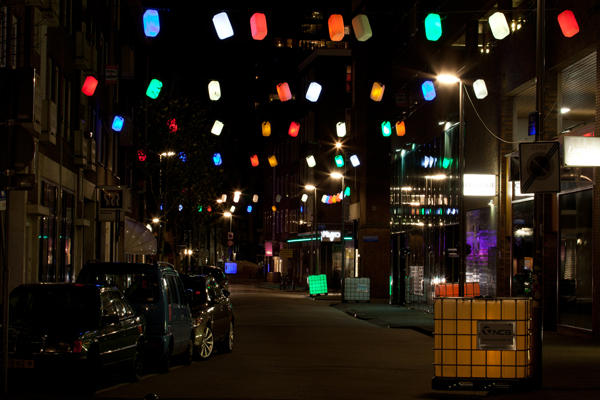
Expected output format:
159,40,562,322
159,345,172,373
129,342,144,381
182,336,193,365
197,326,214,360
217,321,234,353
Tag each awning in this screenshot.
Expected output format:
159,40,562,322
124,218,157,255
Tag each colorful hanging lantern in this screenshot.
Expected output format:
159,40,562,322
306,82,322,102
288,121,300,137
381,121,392,137
352,14,372,41
262,121,271,137
250,155,259,167
211,120,224,135
82,76,98,96
253,194,259,203
306,155,316,168
234,192,241,203
488,12,510,40
168,119,177,132
247,205,253,213
250,13,268,40
112,116,124,132
146,79,163,99
336,122,346,137
370,82,385,101
557,10,579,37
207,206,212,212
321,195,328,203
268,155,278,167
277,82,292,102
272,206,277,212
396,121,406,136
213,153,222,166
208,80,221,101
276,194,281,203
301,194,308,202
442,157,453,169
349,154,360,167
230,205,236,212
422,80,436,101
328,14,345,41
424,13,442,41
137,149,147,162
143,10,160,37
213,12,234,40
198,206,203,212
335,154,344,167
473,79,488,99
344,186,351,197
221,194,227,202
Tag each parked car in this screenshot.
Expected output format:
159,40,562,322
197,265,229,292
7,283,145,392
179,274,234,360
76,262,194,372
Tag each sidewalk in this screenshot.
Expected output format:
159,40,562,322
233,276,600,399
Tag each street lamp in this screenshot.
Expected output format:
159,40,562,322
224,211,232,261
305,184,318,275
331,172,345,300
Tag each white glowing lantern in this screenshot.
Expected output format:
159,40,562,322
488,12,510,40
253,194,259,203
230,205,236,212
208,80,221,101
473,79,488,99
234,191,241,203
276,194,281,203
321,195,328,203
211,120,224,135
352,14,372,41
336,122,346,137
213,12,234,40
301,194,308,202
221,194,227,202
306,155,316,168
350,154,360,167
305,82,322,102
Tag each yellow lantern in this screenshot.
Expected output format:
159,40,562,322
370,82,385,101
262,121,271,137
268,155,278,167
396,121,406,136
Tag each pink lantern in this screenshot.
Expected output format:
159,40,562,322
250,13,268,40
557,10,579,37
250,155,259,167
277,82,292,101
82,76,98,96
328,14,345,41
288,122,300,137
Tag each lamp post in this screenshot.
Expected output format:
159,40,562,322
305,185,318,275
331,172,345,300
224,211,232,261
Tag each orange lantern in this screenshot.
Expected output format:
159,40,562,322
396,121,406,136
250,13,268,40
82,76,98,96
250,155,259,167
288,121,300,137
557,10,579,37
262,121,271,137
370,82,385,101
276,82,292,102
268,155,278,167
328,14,345,41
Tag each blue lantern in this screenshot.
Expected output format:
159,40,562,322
143,10,160,37
247,205,253,213
213,153,222,166
112,116,124,132
422,80,436,101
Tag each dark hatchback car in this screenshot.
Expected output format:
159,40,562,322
7,283,145,391
179,274,234,360
196,266,229,292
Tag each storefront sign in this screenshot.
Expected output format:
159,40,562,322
265,242,273,256
477,320,516,350
321,230,341,242
564,136,600,167
99,186,129,222
279,249,293,258
464,174,496,196
363,235,379,242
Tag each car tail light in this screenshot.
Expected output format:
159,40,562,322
73,340,82,353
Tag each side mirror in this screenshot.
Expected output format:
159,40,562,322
223,290,230,297
103,315,120,326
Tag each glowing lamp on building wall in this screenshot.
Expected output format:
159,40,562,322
328,14,345,41
306,155,316,168
557,10,579,37
489,12,510,40
381,121,392,137
250,12,268,40
112,116,124,132
424,13,442,41
336,122,346,137
143,10,160,37
370,82,385,101
334,155,344,167
395,121,406,136
288,121,300,137
352,14,372,41
213,153,222,166
146,79,163,99
250,155,259,167
262,121,271,137
253,195,259,203
422,80,436,101
473,79,488,99
211,120,224,135
350,154,360,167
213,12,234,39
208,80,221,101
268,155,278,167
306,82,322,102
82,76,98,96
277,82,292,101
301,194,308,202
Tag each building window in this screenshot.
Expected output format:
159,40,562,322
39,181,58,282
60,190,75,282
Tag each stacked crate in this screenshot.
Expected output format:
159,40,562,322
344,277,370,302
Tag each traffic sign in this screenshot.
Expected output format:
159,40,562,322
518,141,560,193
279,249,293,258
227,240,234,247
227,232,234,240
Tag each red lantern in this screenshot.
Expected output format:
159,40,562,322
557,10,579,37
82,76,98,96
137,149,147,162
288,121,300,137
250,155,259,167
168,119,178,132
207,206,212,212
328,14,345,41
276,82,292,102
250,13,268,40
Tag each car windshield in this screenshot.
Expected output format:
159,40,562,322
181,277,208,305
9,285,101,332
206,269,225,284
78,269,160,304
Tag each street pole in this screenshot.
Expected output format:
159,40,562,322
341,174,345,301
314,187,319,275
458,81,466,297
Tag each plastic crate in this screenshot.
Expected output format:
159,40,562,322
308,274,327,296
344,277,370,302
434,282,481,297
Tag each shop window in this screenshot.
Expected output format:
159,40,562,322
60,190,75,282
511,199,533,297
39,181,58,282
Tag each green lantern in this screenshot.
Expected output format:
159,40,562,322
344,186,350,197
335,155,344,167
146,79,163,99
381,121,392,137
425,13,442,41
